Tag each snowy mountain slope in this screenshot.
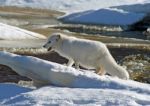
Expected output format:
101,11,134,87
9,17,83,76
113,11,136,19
0,23,46,39
0,0,150,13
60,8,145,25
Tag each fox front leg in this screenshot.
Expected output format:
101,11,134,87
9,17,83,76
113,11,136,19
96,66,105,75
66,58,74,67
74,61,80,69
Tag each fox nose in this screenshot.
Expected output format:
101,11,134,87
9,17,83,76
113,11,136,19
43,44,46,48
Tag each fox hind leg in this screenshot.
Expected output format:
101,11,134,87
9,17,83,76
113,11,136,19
96,66,105,75
66,59,74,67
74,61,80,69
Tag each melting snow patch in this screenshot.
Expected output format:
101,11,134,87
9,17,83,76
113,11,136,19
0,23,46,40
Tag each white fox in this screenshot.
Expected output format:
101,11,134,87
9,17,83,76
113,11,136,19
43,33,129,80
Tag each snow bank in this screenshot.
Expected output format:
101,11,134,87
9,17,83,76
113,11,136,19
60,1,150,26
0,51,150,105
0,51,149,91
0,23,46,40
55,1,150,26
0,83,149,106
60,8,145,26
0,83,31,100
0,0,150,13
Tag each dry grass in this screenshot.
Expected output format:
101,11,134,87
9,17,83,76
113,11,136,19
27,28,63,37
130,70,150,83
0,6,64,17
0,6,65,38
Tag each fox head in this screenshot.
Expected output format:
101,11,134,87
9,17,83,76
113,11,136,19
43,33,61,51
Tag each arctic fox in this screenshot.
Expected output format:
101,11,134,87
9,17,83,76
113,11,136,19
43,33,129,80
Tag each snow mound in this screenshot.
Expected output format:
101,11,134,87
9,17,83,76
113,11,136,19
0,84,31,100
0,82,150,105
0,51,149,91
0,51,150,105
60,8,145,25
0,84,150,106
0,0,150,13
0,23,46,40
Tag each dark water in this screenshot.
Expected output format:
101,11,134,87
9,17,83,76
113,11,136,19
52,24,150,40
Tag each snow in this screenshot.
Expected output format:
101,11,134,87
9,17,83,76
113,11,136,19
60,8,145,26
0,51,150,105
0,23,46,40
0,83,31,100
0,83,150,106
0,1,150,104
0,0,150,13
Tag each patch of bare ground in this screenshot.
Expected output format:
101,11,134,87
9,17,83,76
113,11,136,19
27,28,63,37
0,65,31,83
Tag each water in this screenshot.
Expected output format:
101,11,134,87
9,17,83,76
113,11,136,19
52,24,150,40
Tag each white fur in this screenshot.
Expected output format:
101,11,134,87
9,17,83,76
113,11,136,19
43,33,129,80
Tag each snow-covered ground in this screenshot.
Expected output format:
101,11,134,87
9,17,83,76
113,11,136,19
0,23,46,40
0,82,150,106
0,51,150,105
0,1,150,105
0,23,46,47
